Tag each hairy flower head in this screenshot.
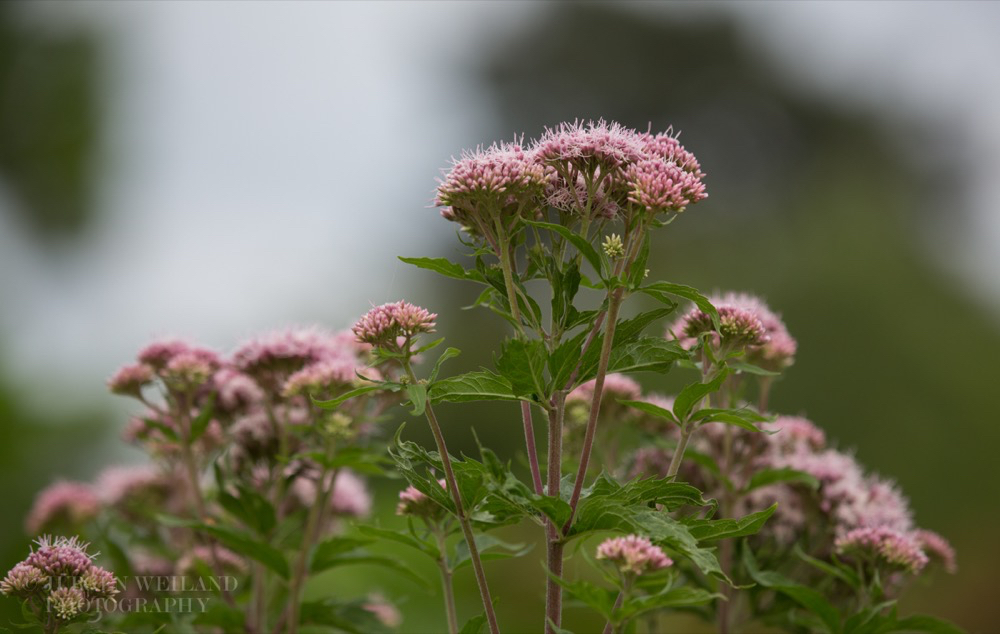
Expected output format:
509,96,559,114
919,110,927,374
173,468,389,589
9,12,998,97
835,526,928,575
48,585,87,620
352,301,437,348
79,565,118,599
107,363,154,397
437,139,547,231
26,536,94,578
0,563,48,597
626,158,706,213
913,529,957,574
596,534,673,576
674,304,768,350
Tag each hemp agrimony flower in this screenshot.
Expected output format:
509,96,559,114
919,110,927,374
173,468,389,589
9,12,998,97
596,535,673,576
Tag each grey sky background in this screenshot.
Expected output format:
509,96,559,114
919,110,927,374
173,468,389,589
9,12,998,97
2,1,998,416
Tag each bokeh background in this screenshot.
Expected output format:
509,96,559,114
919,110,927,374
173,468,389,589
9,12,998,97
2,2,999,631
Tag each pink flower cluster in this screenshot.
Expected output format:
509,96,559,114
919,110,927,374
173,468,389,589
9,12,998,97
1,536,118,621
835,526,929,574
352,300,437,348
437,140,547,229
436,120,707,236
670,292,795,367
24,481,100,535
566,373,642,406
596,534,673,576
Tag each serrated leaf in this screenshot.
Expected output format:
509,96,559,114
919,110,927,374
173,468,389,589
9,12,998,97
686,505,776,541
428,370,521,403
608,337,686,376
495,338,548,399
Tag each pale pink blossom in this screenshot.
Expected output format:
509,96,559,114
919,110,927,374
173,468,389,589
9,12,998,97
94,464,169,507
25,481,101,535
352,301,437,347
835,526,928,575
396,479,448,518
0,563,47,597
107,363,154,396
25,536,94,577
49,586,87,620
596,534,673,576
913,529,957,574
567,373,642,405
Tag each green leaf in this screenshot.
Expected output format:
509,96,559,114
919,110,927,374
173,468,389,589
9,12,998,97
544,619,575,634
742,547,840,633
686,505,776,542
547,573,618,620
309,536,375,571
300,597,395,634
157,516,289,579
608,337,686,376
453,533,533,572
405,383,428,415
618,585,721,620
890,615,966,634
216,484,277,536
459,614,488,634
495,338,548,399
729,361,781,376
628,233,651,289
358,524,439,560
430,347,461,382
311,552,430,589
639,282,718,329
794,545,860,590
399,256,483,282
673,368,731,422
312,385,381,409
189,395,215,443
744,468,820,493
526,220,605,279
695,411,763,433
428,370,521,403
618,399,679,426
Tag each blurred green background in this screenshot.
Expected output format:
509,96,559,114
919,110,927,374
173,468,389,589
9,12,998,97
2,2,998,632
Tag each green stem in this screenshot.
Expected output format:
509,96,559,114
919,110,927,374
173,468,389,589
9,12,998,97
284,466,337,634
544,393,566,634
403,362,501,634
433,526,459,634
562,287,625,532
